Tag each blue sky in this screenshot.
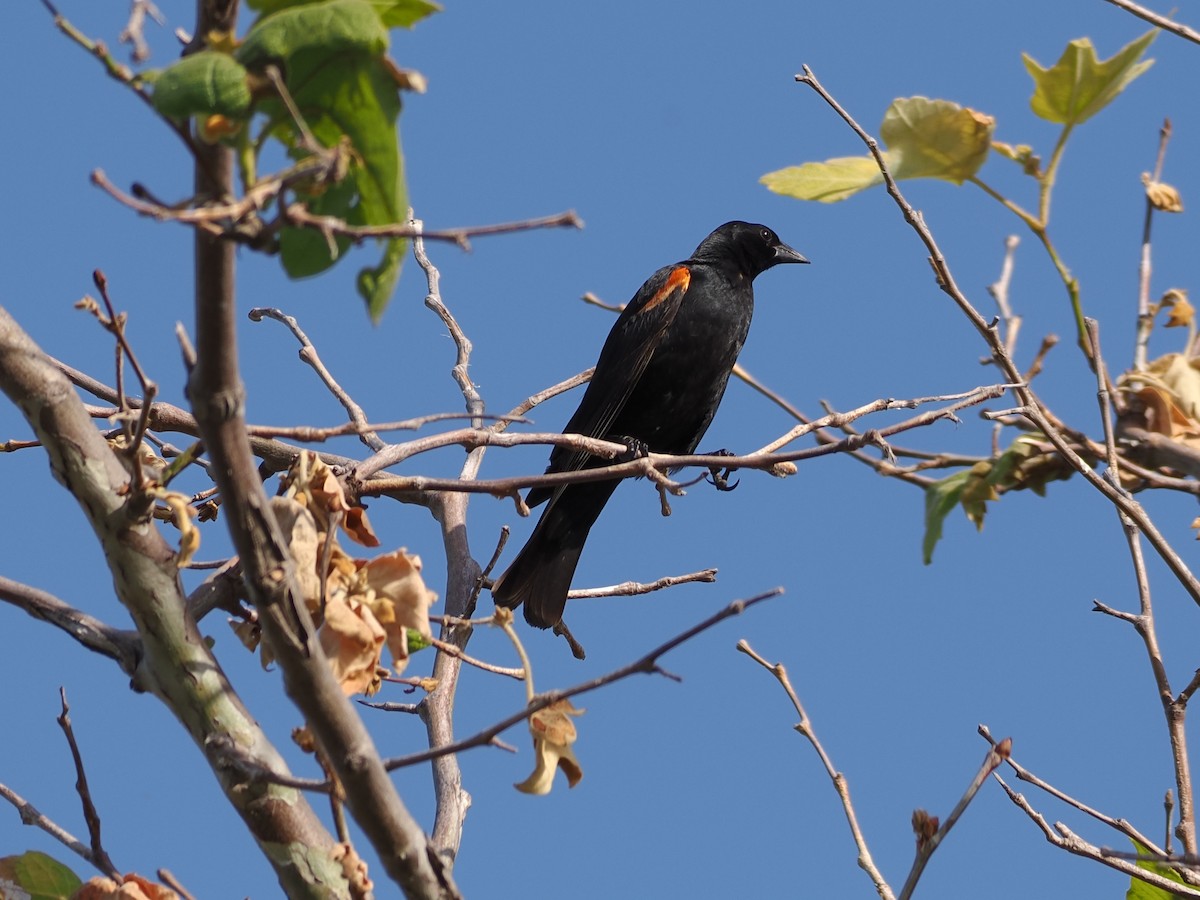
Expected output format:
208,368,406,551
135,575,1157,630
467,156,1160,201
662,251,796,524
4,1,1199,897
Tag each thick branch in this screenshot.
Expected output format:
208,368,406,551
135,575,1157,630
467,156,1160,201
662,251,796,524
0,576,141,673
185,79,452,899
0,306,342,896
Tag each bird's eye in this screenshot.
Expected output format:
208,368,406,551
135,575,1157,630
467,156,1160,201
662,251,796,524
760,228,772,242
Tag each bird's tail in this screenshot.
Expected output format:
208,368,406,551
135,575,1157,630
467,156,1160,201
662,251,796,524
491,532,585,629
491,479,619,629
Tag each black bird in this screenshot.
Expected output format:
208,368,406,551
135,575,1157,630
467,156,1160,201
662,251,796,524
491,221,808,630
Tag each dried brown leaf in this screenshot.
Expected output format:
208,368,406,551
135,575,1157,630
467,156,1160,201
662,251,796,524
515,698,585,795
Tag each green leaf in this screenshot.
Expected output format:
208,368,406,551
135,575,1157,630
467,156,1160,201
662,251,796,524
1126,838,1189,899
272,49,407,316
923,470,971,564
149,50,251,119
880,97,994,183
407,628,432,654
762,97,993,204
358,232,407,322
279,172,358,277
235,0,389,71
761,156,886,203
246,0,441,28
0,851,82,900
372,0,442,28
1023,30,1156,126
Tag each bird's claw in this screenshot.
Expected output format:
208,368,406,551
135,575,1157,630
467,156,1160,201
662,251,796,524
704,448,740,492
613,435,650,463
707,467,740,491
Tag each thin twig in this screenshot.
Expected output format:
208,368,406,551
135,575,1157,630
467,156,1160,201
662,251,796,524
737,639,893,900
1085,315,1198,858
797,64,1200,611
363,383,1013,499
986,235,1022,359
1134,118,1173,372
57,689,119,879
411,216,484,427
978,724,1163,852
157,869,197,900
1102,0,1200,45
566,568,718,599
118,0,164,62
897,739,1011,900
0,783,99,871
428,636,524,680
384,590,782,772
40,0,199,160
285,205,583,252
248,307,384,451
993,771,1200,896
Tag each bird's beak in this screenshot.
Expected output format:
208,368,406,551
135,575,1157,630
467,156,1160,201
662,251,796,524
774,243,810,265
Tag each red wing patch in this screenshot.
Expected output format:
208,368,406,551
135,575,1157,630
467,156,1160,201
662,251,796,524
641,266,691,314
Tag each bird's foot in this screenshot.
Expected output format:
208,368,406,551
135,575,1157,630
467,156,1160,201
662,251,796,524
703,448,740,492
612,435,651,463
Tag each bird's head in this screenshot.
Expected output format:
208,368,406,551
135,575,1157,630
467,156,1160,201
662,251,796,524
694,221,809,279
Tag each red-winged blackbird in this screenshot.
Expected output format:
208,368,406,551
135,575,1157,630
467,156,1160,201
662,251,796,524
491,221,808,630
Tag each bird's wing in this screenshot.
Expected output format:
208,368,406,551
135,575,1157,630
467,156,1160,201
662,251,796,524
526,263,692,506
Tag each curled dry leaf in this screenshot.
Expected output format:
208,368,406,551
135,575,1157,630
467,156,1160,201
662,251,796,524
515,698,585,795
270,496,323,608
319,595,387,696
108,434,168,483
911,808,939,851
332,842,374,900
152,488,201,568
1122,354,1200,451
73,873,179,900
281,450,379,547
1143,173,1184,212
230,453,437,692
360,549,436,676
1160,288,1194,329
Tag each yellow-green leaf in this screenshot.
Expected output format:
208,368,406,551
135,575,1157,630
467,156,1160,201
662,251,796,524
761,155,886,203
762,97,993,204
1022,30,1156,126
881,97,995,183
1126,838,1189,899
0,851,82,900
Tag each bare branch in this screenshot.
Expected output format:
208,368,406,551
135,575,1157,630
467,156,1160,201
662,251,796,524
285,205,584,251
386,590,782,772
978,724,1163,852
986,235,1022,359
0,783,102,872
118,0,164,62
898,739,1010,900
1102,0,1200,45
249,307,384,451
738,639,894,900
0,576,141,674
795,65,1200,614
57,689,119,879
566,568,718,599
1134,119,1174,371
